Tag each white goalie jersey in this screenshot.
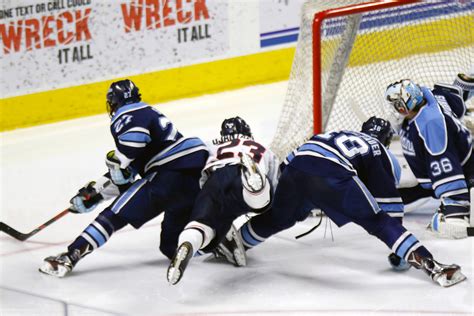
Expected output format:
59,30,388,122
200,135,280,192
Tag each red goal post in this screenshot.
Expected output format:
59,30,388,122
270,0,473,161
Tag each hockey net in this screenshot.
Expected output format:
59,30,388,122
270,0,474,161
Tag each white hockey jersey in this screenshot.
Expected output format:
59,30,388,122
200,135,280,190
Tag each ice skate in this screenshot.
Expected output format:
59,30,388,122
167,242,193,285
214,225,247,267
39,252,76,278
408,253,466,287
240,153,265,193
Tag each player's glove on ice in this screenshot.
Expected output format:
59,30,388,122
70,181,104,213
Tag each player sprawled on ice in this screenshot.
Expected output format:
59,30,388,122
167,117,280,285
385,70,474,239
235,117,466,287
39,79,209,277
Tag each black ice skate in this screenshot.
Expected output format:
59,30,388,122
408,252,466,287
214,225,247,267
167,242,193,285
39,251,78,278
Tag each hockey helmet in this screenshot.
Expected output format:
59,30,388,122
385,79,424,115
106,79,141,116
361,116,394,147
220,116,253,139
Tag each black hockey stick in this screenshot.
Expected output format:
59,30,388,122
0,208,71,241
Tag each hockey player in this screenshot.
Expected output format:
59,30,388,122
167,117,280,285
236,117,466,287
385,71,474,239
39,79,209,277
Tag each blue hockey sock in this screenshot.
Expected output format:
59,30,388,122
68,209,127,254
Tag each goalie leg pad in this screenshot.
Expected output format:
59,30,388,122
428,212,468,239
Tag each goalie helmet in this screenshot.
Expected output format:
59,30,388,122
106,79,141,116
220,116,253,139
361,116,394,147
385,79,424,116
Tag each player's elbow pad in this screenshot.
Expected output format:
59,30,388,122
243,179,272,213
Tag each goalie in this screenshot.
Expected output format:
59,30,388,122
385,69,474,239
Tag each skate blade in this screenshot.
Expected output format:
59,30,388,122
434,269,467,287
167,245,190,285
38,261,69,278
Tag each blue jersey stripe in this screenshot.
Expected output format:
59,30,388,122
299,143,351,169
118,132,152,144
379,203,404,213
434,179,467,198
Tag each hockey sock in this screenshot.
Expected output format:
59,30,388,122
240,221,266,250
68,209,127,255
179,221,215,256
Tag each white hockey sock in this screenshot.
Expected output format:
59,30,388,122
179,221,216,255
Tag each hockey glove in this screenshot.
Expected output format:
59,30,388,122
388,253,411,271
105,150,134,185
70,181,104,213
454,68,474,102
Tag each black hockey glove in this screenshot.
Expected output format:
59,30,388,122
69,181,104,214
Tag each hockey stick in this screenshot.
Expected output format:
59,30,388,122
0,208,71,241
468,188,474,237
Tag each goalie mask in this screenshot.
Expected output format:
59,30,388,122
361,116,394,147
385,79,424,116
106,79,141,117
220,116,253,139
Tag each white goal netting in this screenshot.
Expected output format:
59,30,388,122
271,0,474,160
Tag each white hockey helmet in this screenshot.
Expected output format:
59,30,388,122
385,79,424,116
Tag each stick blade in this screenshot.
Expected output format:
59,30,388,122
0,222,30,241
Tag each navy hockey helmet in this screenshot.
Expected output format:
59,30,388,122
361,116,394,147
106,79,141,116
220,116,253,139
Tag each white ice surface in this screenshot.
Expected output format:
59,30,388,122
1,82,473,316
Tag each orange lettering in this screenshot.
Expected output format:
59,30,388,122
75,8,92,41
176,0,192,23
194,0,209,21
25,19,41,51
162,0,175,27
121,0,143,33
42,16,56,48
145,0,161,29
0,21,22,54
57,12,74,44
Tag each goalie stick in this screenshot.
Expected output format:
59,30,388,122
469,188,474,237
0,208,71,241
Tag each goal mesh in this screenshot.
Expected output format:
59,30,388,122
270,0,474,161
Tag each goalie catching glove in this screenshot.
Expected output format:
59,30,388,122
70,181,104,213
105,150,134,185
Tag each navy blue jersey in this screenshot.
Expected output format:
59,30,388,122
110,102,208,176
399,87,472,202
284,130,403,217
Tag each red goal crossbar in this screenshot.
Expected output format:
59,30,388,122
312,0,421,134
